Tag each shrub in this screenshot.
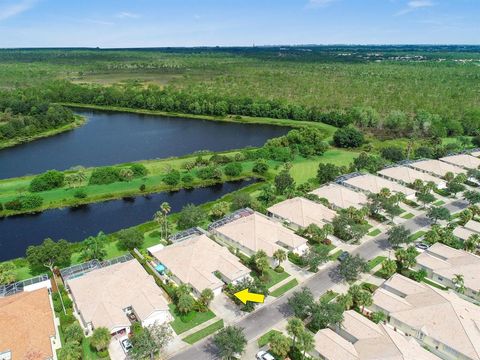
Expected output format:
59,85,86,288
89,167,121,185
5,195,43,210
333,126,365,148
29,170,65,192
116,228,144,250
252,160,269,175
210,154,232,164
130,163,148,177
274,266,284,273
177,203,207,230
182,173,194,184
64,323,84,344
380,146,405,162
163,169,181,186
197,166,223,180
224,162,243,177
73,189,87,199
139,184,146,191
4,199,22,211
231,193,252,210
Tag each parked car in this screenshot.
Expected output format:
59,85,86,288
256,351,275,360
120,337,133,353
415,242,429,251
338,251,350,262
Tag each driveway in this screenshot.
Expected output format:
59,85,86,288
169,200,468,360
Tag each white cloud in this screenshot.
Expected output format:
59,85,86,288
0,0,37,21
115,11,140,19
306,0,338,8
396,0,434,15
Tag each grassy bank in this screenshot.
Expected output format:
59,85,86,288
61,102,338,139
0,115,86,150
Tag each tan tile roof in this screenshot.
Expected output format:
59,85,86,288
267,197,336,228
214,212,307,257
0,288,55,360
440,154,480,170
314,310,440,360
453,226,478,241
378,166,444,186
310,183,368,209
464,220,480,233
373,274,480,360
416,243,480,291
151,234,250,293
409,159,467,177
344,174,415,197
67,259,169,332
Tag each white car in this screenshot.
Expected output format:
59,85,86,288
256,350,275,360
120,337,133,353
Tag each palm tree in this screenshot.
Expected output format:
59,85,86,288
453,274,465,294
464,234,479,253
153,210,165,239
161,202,171,240
90,327,111,352
286,317,303,349
273,249,287,268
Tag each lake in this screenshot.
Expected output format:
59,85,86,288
0,109,289,179
0,179,256,261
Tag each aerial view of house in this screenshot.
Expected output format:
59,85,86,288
149,233,250,296
342,173,415,198
66,259,172,337
440,154,480,170
0,288,58,360
210,209,308,259
378,165,446,189
453,226,479,242
371,274,480,360
312,310,440,360
267,196,336,229
309,183,368,209
464,219,480,234
409,159,467,178
414,243,480,299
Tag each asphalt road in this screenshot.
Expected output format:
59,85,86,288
170,200,468,360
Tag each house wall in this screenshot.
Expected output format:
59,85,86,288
268,212,302,230
142,310,173,328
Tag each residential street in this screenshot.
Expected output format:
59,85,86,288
169,200,468,360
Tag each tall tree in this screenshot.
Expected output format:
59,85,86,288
160,202,171,240
269,332,291,359
288,288,314,319
386,225,412,248
26,238,71,273
286,317,304,349
90,327,111,352
452,274,465,294
130,322,173,360
213,326,247,360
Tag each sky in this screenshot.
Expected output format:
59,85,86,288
0,0,478,47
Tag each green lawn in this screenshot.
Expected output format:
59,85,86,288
168,304,216,335
319,290,338,304
367,256,387,271
367,229,381,237
329,249,343,261
422,278,448,290
182,319,224,345
257,330,282,347
401,212,415,219
433,200,446,206
408,230,427,242
270,279,299,297
257,268,290,289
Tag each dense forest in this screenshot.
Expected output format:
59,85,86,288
0,46,479,143
0,90,75,144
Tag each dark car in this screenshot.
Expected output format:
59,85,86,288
338,251,350,262
415,242,429,251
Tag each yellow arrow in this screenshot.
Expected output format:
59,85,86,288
234,289,265,304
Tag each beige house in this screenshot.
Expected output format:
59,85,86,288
0,288,58,360
309,183,368,209
414,243,480,299
211,211,308,260
149,234,250,297
312,310,440,360
378,166,446,189
440,154,480,170
67,259,172,336
371,274,480,360
267,197,336,229
453,226,479,242
409,159,467,178
343,173,415,199
464,219,480,234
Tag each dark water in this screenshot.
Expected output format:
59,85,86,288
0,179,256,261
0,109,289,179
